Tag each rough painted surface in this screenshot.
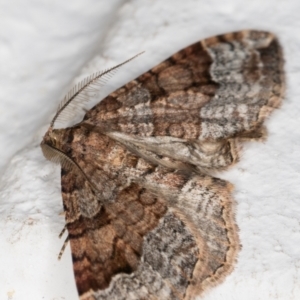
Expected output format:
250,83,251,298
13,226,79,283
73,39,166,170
1,1,300,300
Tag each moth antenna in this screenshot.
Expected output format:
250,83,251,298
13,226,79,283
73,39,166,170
41,143,99,193
50,52,144,129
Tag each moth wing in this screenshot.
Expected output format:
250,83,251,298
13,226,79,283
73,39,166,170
61,165,237,300
82,30,284,171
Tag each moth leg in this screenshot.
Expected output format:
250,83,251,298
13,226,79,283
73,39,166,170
58,210,65,216
58,225,67,238
58,235,70,260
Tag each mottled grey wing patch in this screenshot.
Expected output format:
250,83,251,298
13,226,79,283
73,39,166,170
91,210,200,300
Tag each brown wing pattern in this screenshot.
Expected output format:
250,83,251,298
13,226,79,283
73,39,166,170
57,124,239,299
62,174,168,298
82,30,284,172
84,30,284,140
61,165,238,300
41,30,285,300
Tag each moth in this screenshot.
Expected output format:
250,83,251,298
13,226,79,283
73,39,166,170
41,30,285,300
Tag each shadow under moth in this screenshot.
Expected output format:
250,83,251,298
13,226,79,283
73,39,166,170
41,30,285,300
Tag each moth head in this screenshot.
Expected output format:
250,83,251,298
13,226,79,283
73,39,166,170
40,128,66,164
41,127,101,195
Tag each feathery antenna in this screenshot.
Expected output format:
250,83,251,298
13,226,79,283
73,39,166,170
50,52,144,129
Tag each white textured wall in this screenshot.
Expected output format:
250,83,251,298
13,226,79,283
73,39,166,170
1,1,300,299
